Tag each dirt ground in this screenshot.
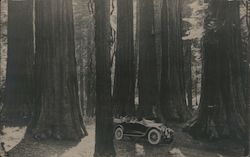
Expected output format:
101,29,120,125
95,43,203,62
2,123,244,157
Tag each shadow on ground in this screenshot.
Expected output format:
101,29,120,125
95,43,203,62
9,137,79,157
4,123,244,157
7,125,95,157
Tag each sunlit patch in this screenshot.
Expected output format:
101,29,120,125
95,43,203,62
217,154,224,157
1,126,27,151
60,125,95,157
135,143,145,156
169,148,186,157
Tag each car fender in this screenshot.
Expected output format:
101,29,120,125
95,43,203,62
114,124,124,131
145,127,161,136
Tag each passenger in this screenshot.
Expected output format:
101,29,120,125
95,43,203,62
130,116,137,123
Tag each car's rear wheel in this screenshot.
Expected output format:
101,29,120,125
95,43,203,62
114,127,123,140
147,129,161,145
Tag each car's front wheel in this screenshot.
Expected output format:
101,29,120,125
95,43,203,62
147,129,161,145
114,127,123,140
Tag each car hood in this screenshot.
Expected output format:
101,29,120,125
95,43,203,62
143,121,164,128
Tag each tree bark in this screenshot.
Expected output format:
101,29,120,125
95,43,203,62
184,40,193,110
4,0,34,123
244,2,250,156
30,0,85,140
94,0,115,156
113,0,135,117
86,16,96,117
160,0,191,122
138,0,158,118
79,54,85,115
0,0,3,134
186,0,246,140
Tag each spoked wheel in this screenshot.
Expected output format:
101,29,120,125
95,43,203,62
147,129,161,145
114,127,124,140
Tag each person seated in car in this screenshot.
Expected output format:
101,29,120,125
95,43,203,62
130,116,137,123
137,117,148,125
121,116,131,123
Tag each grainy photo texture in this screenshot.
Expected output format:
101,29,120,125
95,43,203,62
0,0,249,157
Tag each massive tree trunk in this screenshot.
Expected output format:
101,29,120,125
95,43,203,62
113,0,135,117
244,2,250,156
160,0,191,122
133,0,140,109
94,0,115,156
73,0,93,116
186,0,246,140
31,0,85,140
4,0,34,123
138,0,158,118
0,0,3,134
86,16,96,117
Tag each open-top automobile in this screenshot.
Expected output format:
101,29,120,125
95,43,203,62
113,117,174,145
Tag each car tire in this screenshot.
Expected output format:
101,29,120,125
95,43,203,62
114,127,123,140
147,129,161,145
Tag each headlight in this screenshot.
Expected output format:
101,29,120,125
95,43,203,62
164,128,174,137
160,125,167,132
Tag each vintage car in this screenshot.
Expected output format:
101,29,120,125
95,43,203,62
113,117,174,145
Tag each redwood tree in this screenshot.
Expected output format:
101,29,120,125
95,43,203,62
85,17,96,117
4,0,34,122
0,0,3,134
138,0,158,118
160,0,191,122
94,0,115,156
113,0,135,117
186,0,247,140
243,1,250,156
31,0,85,140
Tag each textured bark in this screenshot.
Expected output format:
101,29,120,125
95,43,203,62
79,55,85,114
134,0,139,107
244,2,250,156
160,0,191,122
113,0,135,117
4,0,34,122
0,0,3,134
73,0,92,116
184,40,192,110
86,17,96,117
138,0,158,118
94,0,115,156
186,0,246,140
31,0,85,140
154,0,162,94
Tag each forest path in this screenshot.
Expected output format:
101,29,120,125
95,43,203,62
3,123,243,157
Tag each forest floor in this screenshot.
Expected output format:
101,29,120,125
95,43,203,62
1,122,244,157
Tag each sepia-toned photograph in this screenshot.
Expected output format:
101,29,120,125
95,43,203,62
0,0,249,157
